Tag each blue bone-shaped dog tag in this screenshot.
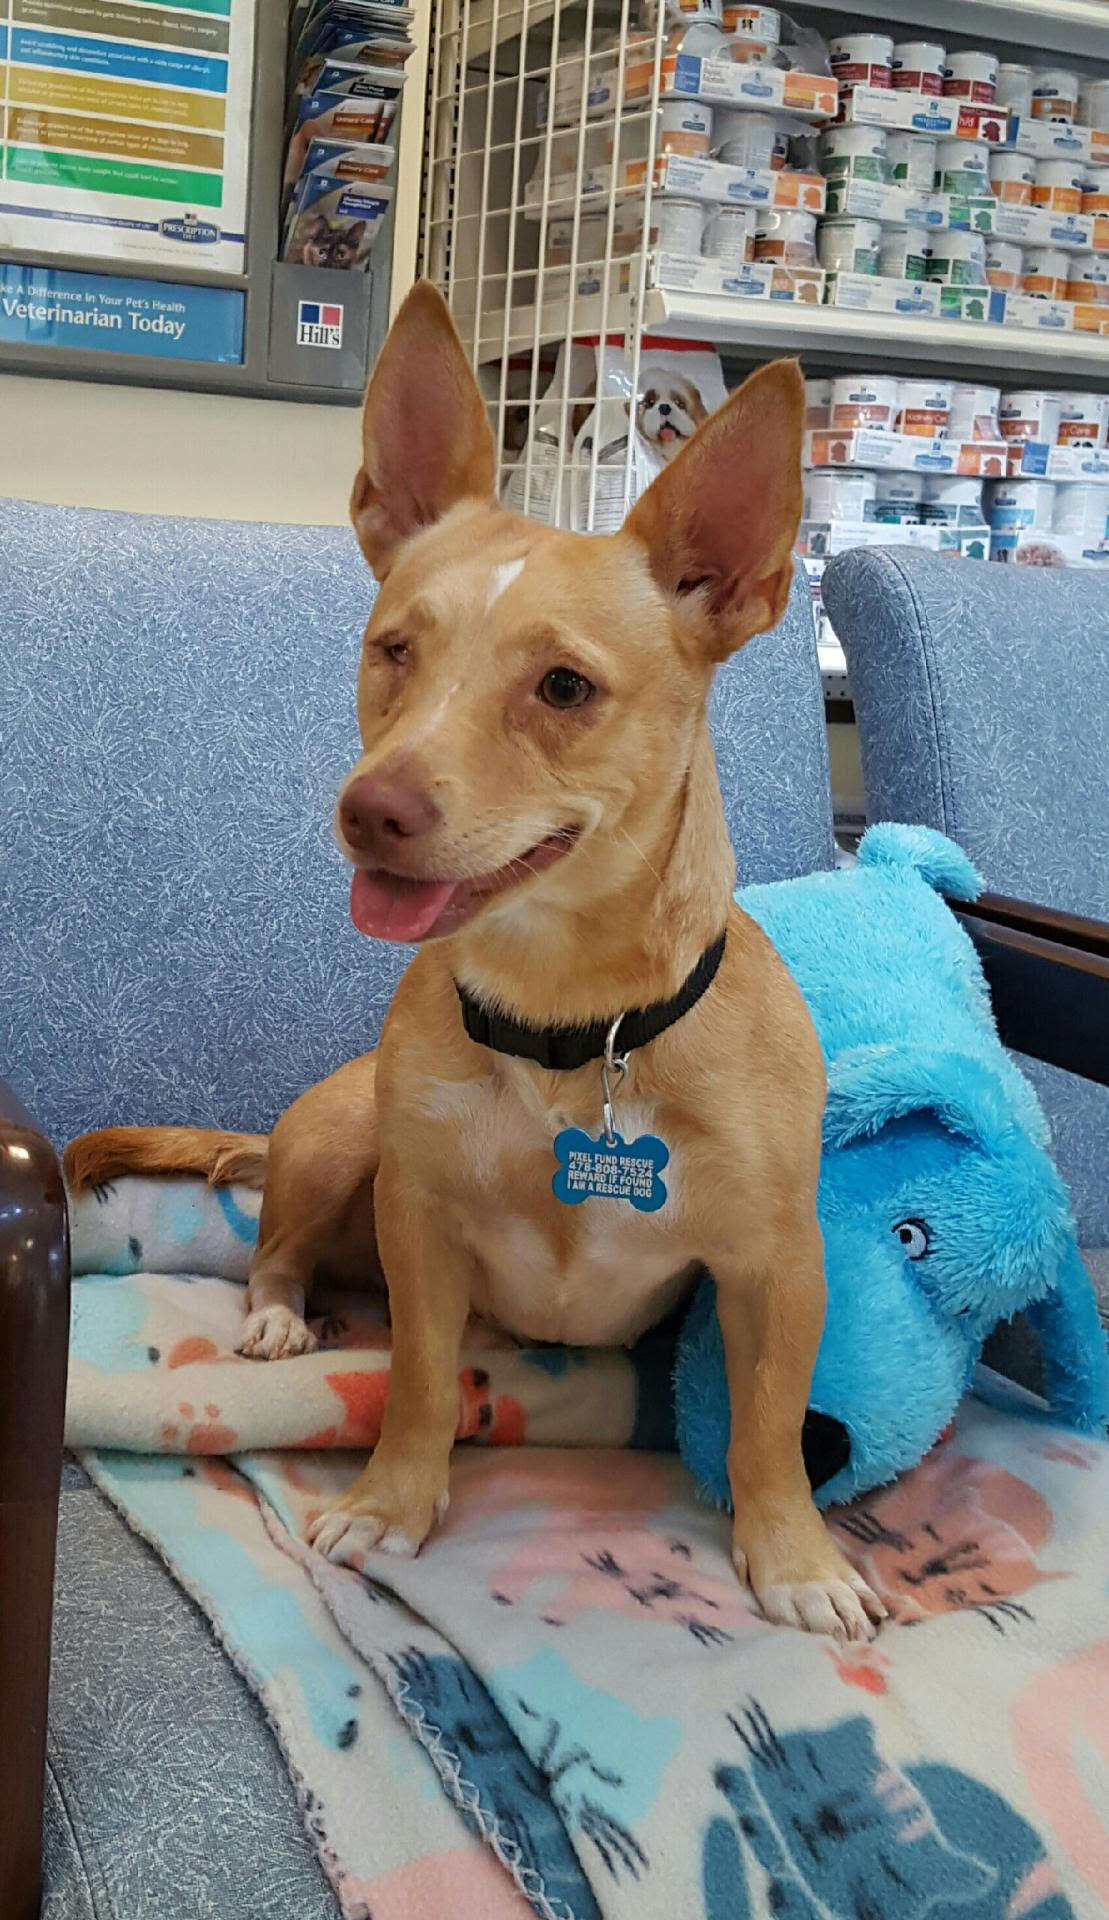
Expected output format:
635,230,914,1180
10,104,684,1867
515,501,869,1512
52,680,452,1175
552,1128,669,1212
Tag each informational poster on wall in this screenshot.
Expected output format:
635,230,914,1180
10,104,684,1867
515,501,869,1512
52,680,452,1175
0,0,255,274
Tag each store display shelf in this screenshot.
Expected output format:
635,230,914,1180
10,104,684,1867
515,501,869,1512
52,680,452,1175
474,284,1109,385
807,0,1109,62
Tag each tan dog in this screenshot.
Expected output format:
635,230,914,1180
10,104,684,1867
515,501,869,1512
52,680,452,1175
68,282,884,1642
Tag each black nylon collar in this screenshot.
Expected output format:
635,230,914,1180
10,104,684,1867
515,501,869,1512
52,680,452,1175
455,931,727,1071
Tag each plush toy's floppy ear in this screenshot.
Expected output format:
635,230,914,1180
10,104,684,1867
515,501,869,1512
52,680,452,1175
823,1044,1012,1153
622,358,803,661
1025,1240,1109,1432
350,279,496,578
856,824,983,902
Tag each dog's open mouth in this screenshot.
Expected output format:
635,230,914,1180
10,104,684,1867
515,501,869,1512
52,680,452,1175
349,829,578,942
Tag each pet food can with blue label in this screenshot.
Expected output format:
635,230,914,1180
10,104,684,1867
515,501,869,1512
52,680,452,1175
874,471,924,520
987,477,1057,531
923,475,985,525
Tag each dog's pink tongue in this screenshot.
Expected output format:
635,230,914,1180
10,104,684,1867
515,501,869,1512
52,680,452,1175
350,869,459,942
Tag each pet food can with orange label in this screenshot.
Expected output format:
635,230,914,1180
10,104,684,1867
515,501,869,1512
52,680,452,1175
942,50,997,104
818,124,890,183
1031,68,1078,122
896,379,952,437
702,203,755,264
753,207,817,265
936,138,990,197
984,240,1023,290
817,216,881,275
1065,254,1109,304
923,474,984,525
1056,394,1109,448
1032,158,1084,214
830,375,900,432
948,385,1002,442
1080,165,1109,213
722,3,779,39
829,33,893,93
806,467,877,522
891,41,945,96
1020,248,1069,300
714,108,777,169
885,132,937,190
996,64,1032,121
659,97,714,157
654,196,707,255
803,376,832,429
990,150,1035,205
999,391,1064,443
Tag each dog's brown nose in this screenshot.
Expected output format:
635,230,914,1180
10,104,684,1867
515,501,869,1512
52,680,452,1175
339,774,441,852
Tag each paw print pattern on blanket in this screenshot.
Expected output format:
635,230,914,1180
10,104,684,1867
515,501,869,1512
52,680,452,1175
702,1703,1073,1920
489,1527,758,1644
830,1450,1065,1629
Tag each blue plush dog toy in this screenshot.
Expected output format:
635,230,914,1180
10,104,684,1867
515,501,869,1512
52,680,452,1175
675,825,1109,1511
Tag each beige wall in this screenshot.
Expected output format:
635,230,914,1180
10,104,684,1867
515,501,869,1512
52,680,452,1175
0,371,361,524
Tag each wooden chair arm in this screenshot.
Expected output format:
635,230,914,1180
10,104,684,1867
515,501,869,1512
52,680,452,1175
0,1081,70,1920
946,897,1109,1087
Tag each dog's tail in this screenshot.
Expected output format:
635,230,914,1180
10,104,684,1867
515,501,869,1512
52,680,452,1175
64,1125,269,1194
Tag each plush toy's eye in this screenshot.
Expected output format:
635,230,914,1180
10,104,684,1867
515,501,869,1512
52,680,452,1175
893,1218,931,1260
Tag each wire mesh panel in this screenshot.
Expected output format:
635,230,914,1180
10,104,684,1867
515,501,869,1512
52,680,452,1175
423,0,671,531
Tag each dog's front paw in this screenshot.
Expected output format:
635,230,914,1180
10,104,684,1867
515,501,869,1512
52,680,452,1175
236,1304,319,1361
733,1502,886,1644
307,1459,450,1566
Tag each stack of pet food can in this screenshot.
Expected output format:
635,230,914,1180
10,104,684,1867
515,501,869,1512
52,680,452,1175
987,389,1109,561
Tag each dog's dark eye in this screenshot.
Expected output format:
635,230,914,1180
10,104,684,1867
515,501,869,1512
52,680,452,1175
538,667,593,710
378,637,410,665
893,1218,931,1260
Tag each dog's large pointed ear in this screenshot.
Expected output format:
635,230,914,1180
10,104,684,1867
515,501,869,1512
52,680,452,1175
350,280,496,577
622,358,804,659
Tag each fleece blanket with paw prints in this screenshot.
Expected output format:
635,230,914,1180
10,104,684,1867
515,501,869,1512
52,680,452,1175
68,1176,1109,1920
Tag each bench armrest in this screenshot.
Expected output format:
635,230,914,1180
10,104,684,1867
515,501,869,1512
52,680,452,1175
0,1081,69,1920
947,893,1109,1088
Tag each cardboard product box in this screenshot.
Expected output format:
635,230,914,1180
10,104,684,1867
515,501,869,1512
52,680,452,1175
844,88,1010,144
1009,118,1109,165
1072,301,1109,335
1009,443,1109,481
635,51,837,120
653,253,825,300
991,525,1109,568
823,271,941,315
947,199,1095,250
621,153,825,210
823,178,948,228
998,292,1075,331
800,517,978,558
937,285,1004,323
804,429,1008,476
